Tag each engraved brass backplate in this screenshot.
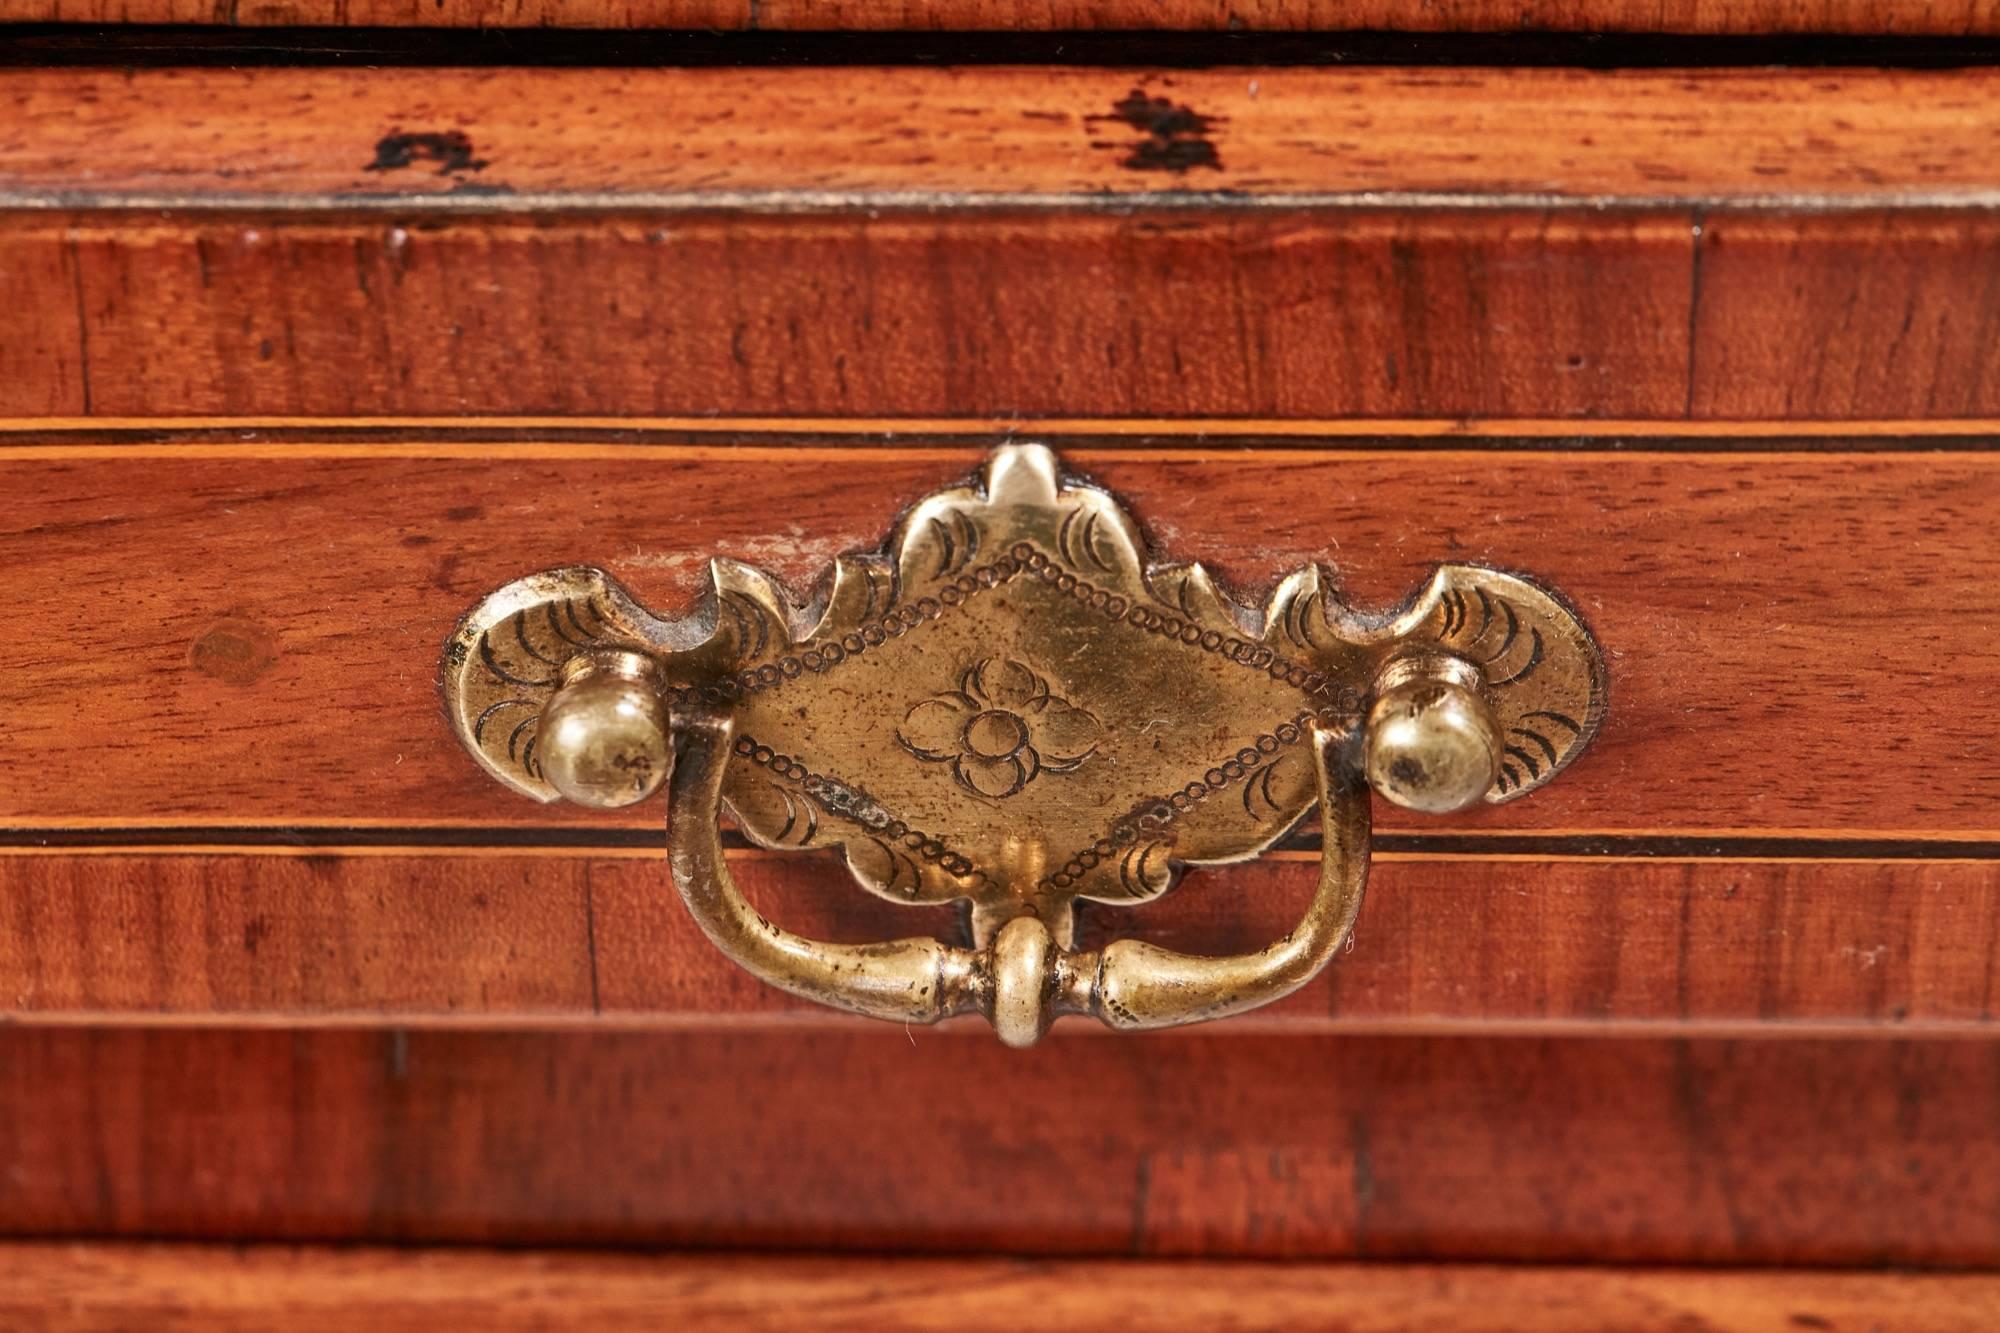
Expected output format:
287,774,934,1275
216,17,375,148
444,444,1605,1044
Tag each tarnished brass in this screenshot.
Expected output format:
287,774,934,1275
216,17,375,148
444,443,1605,1044
1363,655,1503,815
538,652,674,809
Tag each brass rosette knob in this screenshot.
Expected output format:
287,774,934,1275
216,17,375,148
444,444,1605,1046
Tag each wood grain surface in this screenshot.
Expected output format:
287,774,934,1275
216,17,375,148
2,445,1995,837
4,67,1999,208
0,1026,1996,1264
7,0,2000,33
8,210,1696,421
10,211,2000,420
3,39,1995,1289
6,1245,1999,1333
4,852,1998,1029
1688,212,2000,417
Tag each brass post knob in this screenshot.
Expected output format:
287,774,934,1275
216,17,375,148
537,653,673,809
1363,656,1503,815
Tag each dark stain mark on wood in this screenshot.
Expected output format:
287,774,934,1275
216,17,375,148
364,130,489,177
189,617,279,686
1090,90,1222,173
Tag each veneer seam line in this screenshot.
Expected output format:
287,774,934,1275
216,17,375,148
8,417,2000,437
10,189,2000,214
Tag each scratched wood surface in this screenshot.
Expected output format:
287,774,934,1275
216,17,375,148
4,67,2000,207
7,1246,1999,1333
7,0,2000,32
0,1026,1995,1264
3,852,1995,1029
2,446,1995,837
10,210,2000,420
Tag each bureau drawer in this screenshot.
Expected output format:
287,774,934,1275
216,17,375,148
5,60,2000,1035
4,436,1997,1031
11,442,1999,836
5,52,2000,1279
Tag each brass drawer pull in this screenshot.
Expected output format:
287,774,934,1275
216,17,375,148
444,445,1604,1045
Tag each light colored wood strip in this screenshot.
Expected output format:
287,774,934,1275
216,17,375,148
4,67,2000,208
2,1244,1997,1332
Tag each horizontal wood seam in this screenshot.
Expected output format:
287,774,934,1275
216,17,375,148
13,189,2000,214
10,827,2000,860
11,29,2000,68
2,1010,1998,1040
5,429,2000,460
8,416,2000,436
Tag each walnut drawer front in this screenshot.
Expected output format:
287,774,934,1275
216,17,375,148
3,441,1998,1032
2,56,1999,1273
4,63,1997,1027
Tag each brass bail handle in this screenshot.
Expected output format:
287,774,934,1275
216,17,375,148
443,443,1605,1046
534,648,1505,1047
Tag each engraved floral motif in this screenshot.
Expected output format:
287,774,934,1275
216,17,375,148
897,657,1103,799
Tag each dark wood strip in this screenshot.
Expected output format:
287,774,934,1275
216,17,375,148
0,210,1704,420
4,853,1997,1030
5,422,2000,451
8,0,2000,36
9,825,2000,860
7,27,2000,68
0,853,600,1018
4,1244,1997,1333
9,210,2000,419
0,1027,1996,1265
